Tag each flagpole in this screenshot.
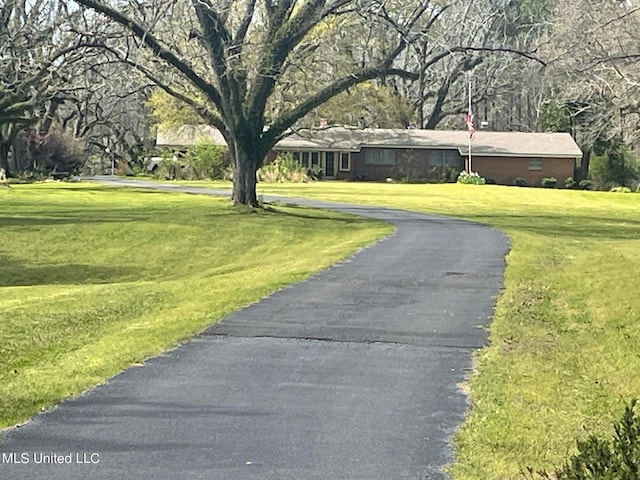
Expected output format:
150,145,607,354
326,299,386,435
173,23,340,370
468,79,472,174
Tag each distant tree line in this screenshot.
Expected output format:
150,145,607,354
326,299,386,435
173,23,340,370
2,0,639,195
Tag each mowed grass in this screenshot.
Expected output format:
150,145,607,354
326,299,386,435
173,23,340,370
0,183,391,431
232,181,639,478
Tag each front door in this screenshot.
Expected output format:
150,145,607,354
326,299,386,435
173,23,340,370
324,152,336,178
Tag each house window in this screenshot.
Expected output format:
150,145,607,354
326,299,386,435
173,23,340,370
364,149,396,165
528,158,543,171
311,152,320,168
429,150,462,167
340,152,351,171
300,152,310,169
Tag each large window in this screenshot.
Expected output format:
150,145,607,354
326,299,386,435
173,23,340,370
281,151,316,169
364,149,396,165
282,150,351,172
528,158,543,171
429,149,462,167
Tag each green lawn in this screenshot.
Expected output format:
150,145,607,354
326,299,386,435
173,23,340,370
235,181,639,479
0,182,391,431
3,180,639,478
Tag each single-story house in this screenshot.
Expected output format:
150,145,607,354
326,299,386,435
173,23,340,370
156,125,583,186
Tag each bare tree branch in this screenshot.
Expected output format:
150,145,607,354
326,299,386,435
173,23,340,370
74,0,224,110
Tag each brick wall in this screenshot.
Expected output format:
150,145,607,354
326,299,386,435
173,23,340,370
472,156,576,187
352,148,445,181
270,147,578,186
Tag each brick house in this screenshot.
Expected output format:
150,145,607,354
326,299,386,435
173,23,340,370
156,125,583,186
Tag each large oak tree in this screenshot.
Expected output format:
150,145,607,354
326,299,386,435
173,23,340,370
72,0,448,205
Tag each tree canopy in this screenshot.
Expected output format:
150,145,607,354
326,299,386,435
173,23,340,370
73,0,455,204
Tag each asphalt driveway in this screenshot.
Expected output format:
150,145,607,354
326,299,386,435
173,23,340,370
0,179,509,479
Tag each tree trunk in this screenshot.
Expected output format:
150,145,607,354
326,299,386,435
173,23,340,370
231,147,259,207
228,126,268,207
0,141,11,177
417,44,426,129
578,147,591,181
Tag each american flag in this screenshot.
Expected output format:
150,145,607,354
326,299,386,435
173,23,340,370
465,113,476,141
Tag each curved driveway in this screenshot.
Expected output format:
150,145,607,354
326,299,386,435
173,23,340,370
0,178,509,479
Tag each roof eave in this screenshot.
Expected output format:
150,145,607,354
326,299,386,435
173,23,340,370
459,150,582,159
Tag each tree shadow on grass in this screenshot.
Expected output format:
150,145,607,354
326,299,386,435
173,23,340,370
0,207,236,227
0,215,144,227
0,200,306,228
0,255,142,287
263,204,385,225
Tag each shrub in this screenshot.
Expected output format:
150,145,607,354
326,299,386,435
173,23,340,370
258,153,312,183
222,165,234,181
182,140,226,179
427,165,460,183
447,167,460,183
457,171,486,185
590,136,638,189
579,179,592,190
128,163,146,177
529,399,640,480
24,128,84,175
307,166,323,181
541,177,557,188
610,186,632,193
153,151,180,180
11,170,45,183
564,177,576,189
514,177,528,187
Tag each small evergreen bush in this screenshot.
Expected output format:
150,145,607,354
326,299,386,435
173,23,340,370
579,179,592,190
541,177,557,188
515,177,528,187
527,399,640,480
564,177,576,189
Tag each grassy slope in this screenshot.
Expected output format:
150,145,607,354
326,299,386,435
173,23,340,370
239,181,640,478
0,183,391,430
